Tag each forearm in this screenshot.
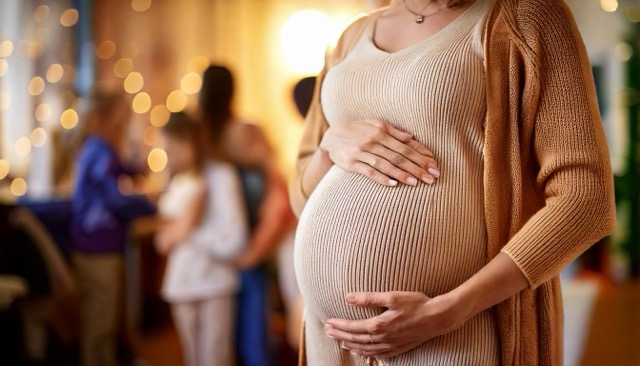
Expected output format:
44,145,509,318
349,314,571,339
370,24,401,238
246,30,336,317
300,146,333,198
446,252,528,325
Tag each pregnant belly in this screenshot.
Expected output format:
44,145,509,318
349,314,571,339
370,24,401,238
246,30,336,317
294,166,487,322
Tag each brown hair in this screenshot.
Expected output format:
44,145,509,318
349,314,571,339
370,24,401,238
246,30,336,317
163,111,207,172
53,87,127,186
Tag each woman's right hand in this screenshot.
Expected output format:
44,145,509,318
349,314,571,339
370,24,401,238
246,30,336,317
319,120,439,187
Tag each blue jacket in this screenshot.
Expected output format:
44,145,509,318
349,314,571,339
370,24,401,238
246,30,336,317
71,135,155,253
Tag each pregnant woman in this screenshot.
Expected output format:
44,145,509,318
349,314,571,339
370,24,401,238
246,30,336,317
291,0,616,365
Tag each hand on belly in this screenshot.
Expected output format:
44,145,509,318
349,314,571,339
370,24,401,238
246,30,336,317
324,291,466,360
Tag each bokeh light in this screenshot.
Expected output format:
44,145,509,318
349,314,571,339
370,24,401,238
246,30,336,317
143,126,159,146
280,10,332,74
30,128,47,147
600,0,618,12
26,41,44,59
35,103,52,122
615,43,633,61
96,40,116,59
166,90,187,112
121,42,139,59
60,109,79,129
0,41,14,58
147,148,167,173
113,58,134,78
60,9,79,27
0,159,9,180
10,178,27,197
150,105,170,127
187,56,210,74
625,6,640,22
46,63,64,83
0,93,10,111
34,5,51,22
180,72,202,94
132,92,152,113
0,59,7,77
132,0,152,12
124,72,144,94
15,137,32,157
28,76,45,96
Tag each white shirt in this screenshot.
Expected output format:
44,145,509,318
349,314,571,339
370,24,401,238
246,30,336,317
160,162,248,302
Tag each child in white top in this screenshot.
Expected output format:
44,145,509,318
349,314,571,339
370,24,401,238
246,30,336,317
156,111,247,366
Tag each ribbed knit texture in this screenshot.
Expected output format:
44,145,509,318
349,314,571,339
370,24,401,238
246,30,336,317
291,0,617,365
294,1,497,365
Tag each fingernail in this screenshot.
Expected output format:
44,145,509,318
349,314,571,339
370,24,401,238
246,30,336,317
422,175,434,184
342,343,349,350
388,179,398,186
324,323,333,330
407,177,418,186
428,168,440,178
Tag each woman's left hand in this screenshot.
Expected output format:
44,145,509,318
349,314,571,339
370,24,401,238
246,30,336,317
324,291,469,359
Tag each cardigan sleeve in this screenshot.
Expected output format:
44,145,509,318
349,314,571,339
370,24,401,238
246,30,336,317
500,0,616,288
289,15,371,217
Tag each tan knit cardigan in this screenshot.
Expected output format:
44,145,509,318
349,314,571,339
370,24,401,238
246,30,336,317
289,0,617,364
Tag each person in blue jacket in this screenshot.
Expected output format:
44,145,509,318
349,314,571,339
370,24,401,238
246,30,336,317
70,88,155,366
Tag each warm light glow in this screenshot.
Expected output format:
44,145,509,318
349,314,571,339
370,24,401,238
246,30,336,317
147,148,168,173
187,56,210,74
30,128,47,147
0,41,14,58
0,59,7,77
0,159,9,180
26,41,44,59
132,0,152,12
615,43,633,61
281,10,332,74
35,103,52,122
625,6,640,22
28,77,45,96
46,63,64,83
60,109,79,129
96,41,116,59
15,137,32,157
121,42,139,59
124,72,144,94
0,93,10,111
180,72,202,94
113,58,134,78
150,105,170,127
166,90,187,112
132,92,152,114
60,9,79,27
143,126,159,146
600,0,618,12
34,5,51,22
10,178,27,197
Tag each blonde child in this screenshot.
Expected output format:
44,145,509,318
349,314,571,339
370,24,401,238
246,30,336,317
156,111,247,366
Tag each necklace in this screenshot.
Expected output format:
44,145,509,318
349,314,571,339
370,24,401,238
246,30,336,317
402,0,451,24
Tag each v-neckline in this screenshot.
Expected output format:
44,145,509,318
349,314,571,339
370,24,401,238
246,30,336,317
369,0,483,55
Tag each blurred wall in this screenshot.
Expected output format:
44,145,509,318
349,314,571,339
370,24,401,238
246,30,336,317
92,0,375,180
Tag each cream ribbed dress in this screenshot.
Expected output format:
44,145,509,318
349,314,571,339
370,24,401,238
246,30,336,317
294,1,498,365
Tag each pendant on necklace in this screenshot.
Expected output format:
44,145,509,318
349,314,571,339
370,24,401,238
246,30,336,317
415,15,425,24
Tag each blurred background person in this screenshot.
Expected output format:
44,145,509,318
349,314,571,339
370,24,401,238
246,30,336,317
200,65,295,366
156,111,248,366
70,88,156,366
